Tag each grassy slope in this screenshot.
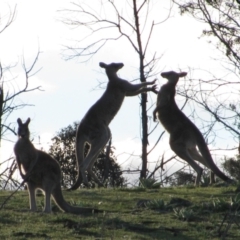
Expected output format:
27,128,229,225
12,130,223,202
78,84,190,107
0,186,239,240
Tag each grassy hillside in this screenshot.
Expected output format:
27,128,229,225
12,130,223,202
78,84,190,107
0,185,239,239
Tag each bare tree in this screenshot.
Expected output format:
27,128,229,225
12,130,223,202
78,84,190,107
0,5,17,145
60,0,171,180
0,5,42,189
1,51,42,143
0,6,42,144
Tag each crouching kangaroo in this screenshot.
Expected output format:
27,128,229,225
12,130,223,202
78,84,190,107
153,71,232,185
71,62,157,190
14,118,100,214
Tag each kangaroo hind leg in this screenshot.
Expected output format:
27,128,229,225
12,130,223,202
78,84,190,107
81,127,111,187
42,180,55,213
170,141,203,186
27,182,37,212
69,136,87,190
188,147,215,184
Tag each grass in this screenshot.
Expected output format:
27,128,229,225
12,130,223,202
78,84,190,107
0,185,239,239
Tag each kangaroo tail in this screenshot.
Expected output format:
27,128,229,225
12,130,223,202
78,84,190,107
197,138,231,182
68,134,86,190
53,184,100,214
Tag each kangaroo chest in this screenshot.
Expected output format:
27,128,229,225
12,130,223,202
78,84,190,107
85,84,125,125
14,140,37,170
158,103,181,131
156,83,182,131
157,98,199,139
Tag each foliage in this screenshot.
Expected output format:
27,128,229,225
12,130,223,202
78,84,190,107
167,167,228,188
198,195,240,214
1,186,240,239
168,170,195,186
210,198,230,212
173,207,195,222
230,193,240,210
222,155,240,181
145,199,166,210
48,122,125,188
139,178,162,189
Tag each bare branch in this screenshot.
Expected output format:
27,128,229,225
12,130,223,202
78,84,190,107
0,4,16,34
174,0,240,69
1,49,42,143
148,129,165,155
143,21,155,56
148,155,177,179
3,50,43,103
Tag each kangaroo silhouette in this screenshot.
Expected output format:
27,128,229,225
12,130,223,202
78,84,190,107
153,71,232,185
14,118,100,213
71,62,157,189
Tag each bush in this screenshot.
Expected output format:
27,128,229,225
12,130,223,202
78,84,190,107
222,155,240,181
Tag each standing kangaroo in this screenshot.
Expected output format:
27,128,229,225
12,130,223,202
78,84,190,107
71,62,157,190
14,118,99,214
153,71,231,185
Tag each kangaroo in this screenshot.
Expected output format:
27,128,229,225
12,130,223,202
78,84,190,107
153,71,232,185
14,118,100,214
71,62,157,190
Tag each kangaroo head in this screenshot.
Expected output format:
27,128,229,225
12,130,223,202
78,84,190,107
161,71,187,84
99,62,124,77
17,118,31,139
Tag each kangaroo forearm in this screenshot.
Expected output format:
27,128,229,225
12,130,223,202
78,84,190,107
15,156,26,179
19,165,27,179
125,79,155,93
126,87,153,96
153,109,157,121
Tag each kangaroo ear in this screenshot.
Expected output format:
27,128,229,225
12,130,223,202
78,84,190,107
179,72,187,78
26,118,31,125
99,62,107,69
17,118,22,125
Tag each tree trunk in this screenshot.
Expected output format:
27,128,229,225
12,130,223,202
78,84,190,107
133,0,148,179
140,91,148,179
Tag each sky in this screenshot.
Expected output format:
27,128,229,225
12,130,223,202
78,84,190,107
0,0,238,185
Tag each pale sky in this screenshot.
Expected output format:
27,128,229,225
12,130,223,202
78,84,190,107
1,0,238,184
